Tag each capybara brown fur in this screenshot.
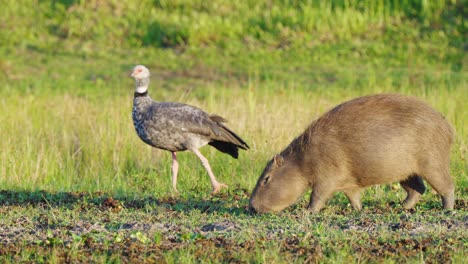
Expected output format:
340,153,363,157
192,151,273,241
249,94,454,213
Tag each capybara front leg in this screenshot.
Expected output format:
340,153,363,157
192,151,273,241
307,187,333,213
343,189,362,211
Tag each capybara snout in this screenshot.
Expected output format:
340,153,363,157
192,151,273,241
249,94,455,213
249,154,310,213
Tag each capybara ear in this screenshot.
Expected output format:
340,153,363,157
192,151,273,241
274,154,284,167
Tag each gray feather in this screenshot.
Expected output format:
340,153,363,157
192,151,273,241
132,95,249,155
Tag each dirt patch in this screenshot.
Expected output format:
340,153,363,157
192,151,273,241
352,237,455,263
201,220,239,233
282,237,323,263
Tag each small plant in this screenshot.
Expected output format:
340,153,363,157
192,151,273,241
130,231,151,244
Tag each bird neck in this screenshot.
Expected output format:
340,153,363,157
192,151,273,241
135,77,150,94
134,91,148,97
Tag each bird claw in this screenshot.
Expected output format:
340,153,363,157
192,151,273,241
212,183,228,194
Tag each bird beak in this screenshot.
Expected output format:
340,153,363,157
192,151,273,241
131,71,135,78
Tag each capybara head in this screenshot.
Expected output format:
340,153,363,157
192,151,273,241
249,154,309,213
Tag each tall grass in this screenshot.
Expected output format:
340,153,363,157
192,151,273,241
0,0,466,198
0,58,466,196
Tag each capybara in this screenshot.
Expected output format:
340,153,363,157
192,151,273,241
249,94,454,213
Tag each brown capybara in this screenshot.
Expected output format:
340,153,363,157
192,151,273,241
249,94,455,213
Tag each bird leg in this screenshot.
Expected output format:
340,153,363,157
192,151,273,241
191,148,228,193
171,152,179,193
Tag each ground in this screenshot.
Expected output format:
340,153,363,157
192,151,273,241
1,188,466,263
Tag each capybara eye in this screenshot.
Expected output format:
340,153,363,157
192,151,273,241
263,176,270,185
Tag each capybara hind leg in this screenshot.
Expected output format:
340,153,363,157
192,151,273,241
400,175,425,209
307,187,333,213
343,189,362,211
423,170,455,209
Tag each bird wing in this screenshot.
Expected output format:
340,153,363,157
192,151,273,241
147,102,220,138
145,101,249,152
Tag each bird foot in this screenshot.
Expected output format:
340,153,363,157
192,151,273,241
212,183,228,194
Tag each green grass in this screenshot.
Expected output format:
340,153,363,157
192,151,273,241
0,0,467,263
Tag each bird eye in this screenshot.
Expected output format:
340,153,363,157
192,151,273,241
137,68,143,73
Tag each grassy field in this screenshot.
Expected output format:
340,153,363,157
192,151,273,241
0,0,467,263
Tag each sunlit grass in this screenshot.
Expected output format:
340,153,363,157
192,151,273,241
0,0,466,262
0,51,466,200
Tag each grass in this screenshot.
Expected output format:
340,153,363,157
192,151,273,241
0,0,467,263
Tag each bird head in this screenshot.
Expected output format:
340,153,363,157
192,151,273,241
131,65,150,80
